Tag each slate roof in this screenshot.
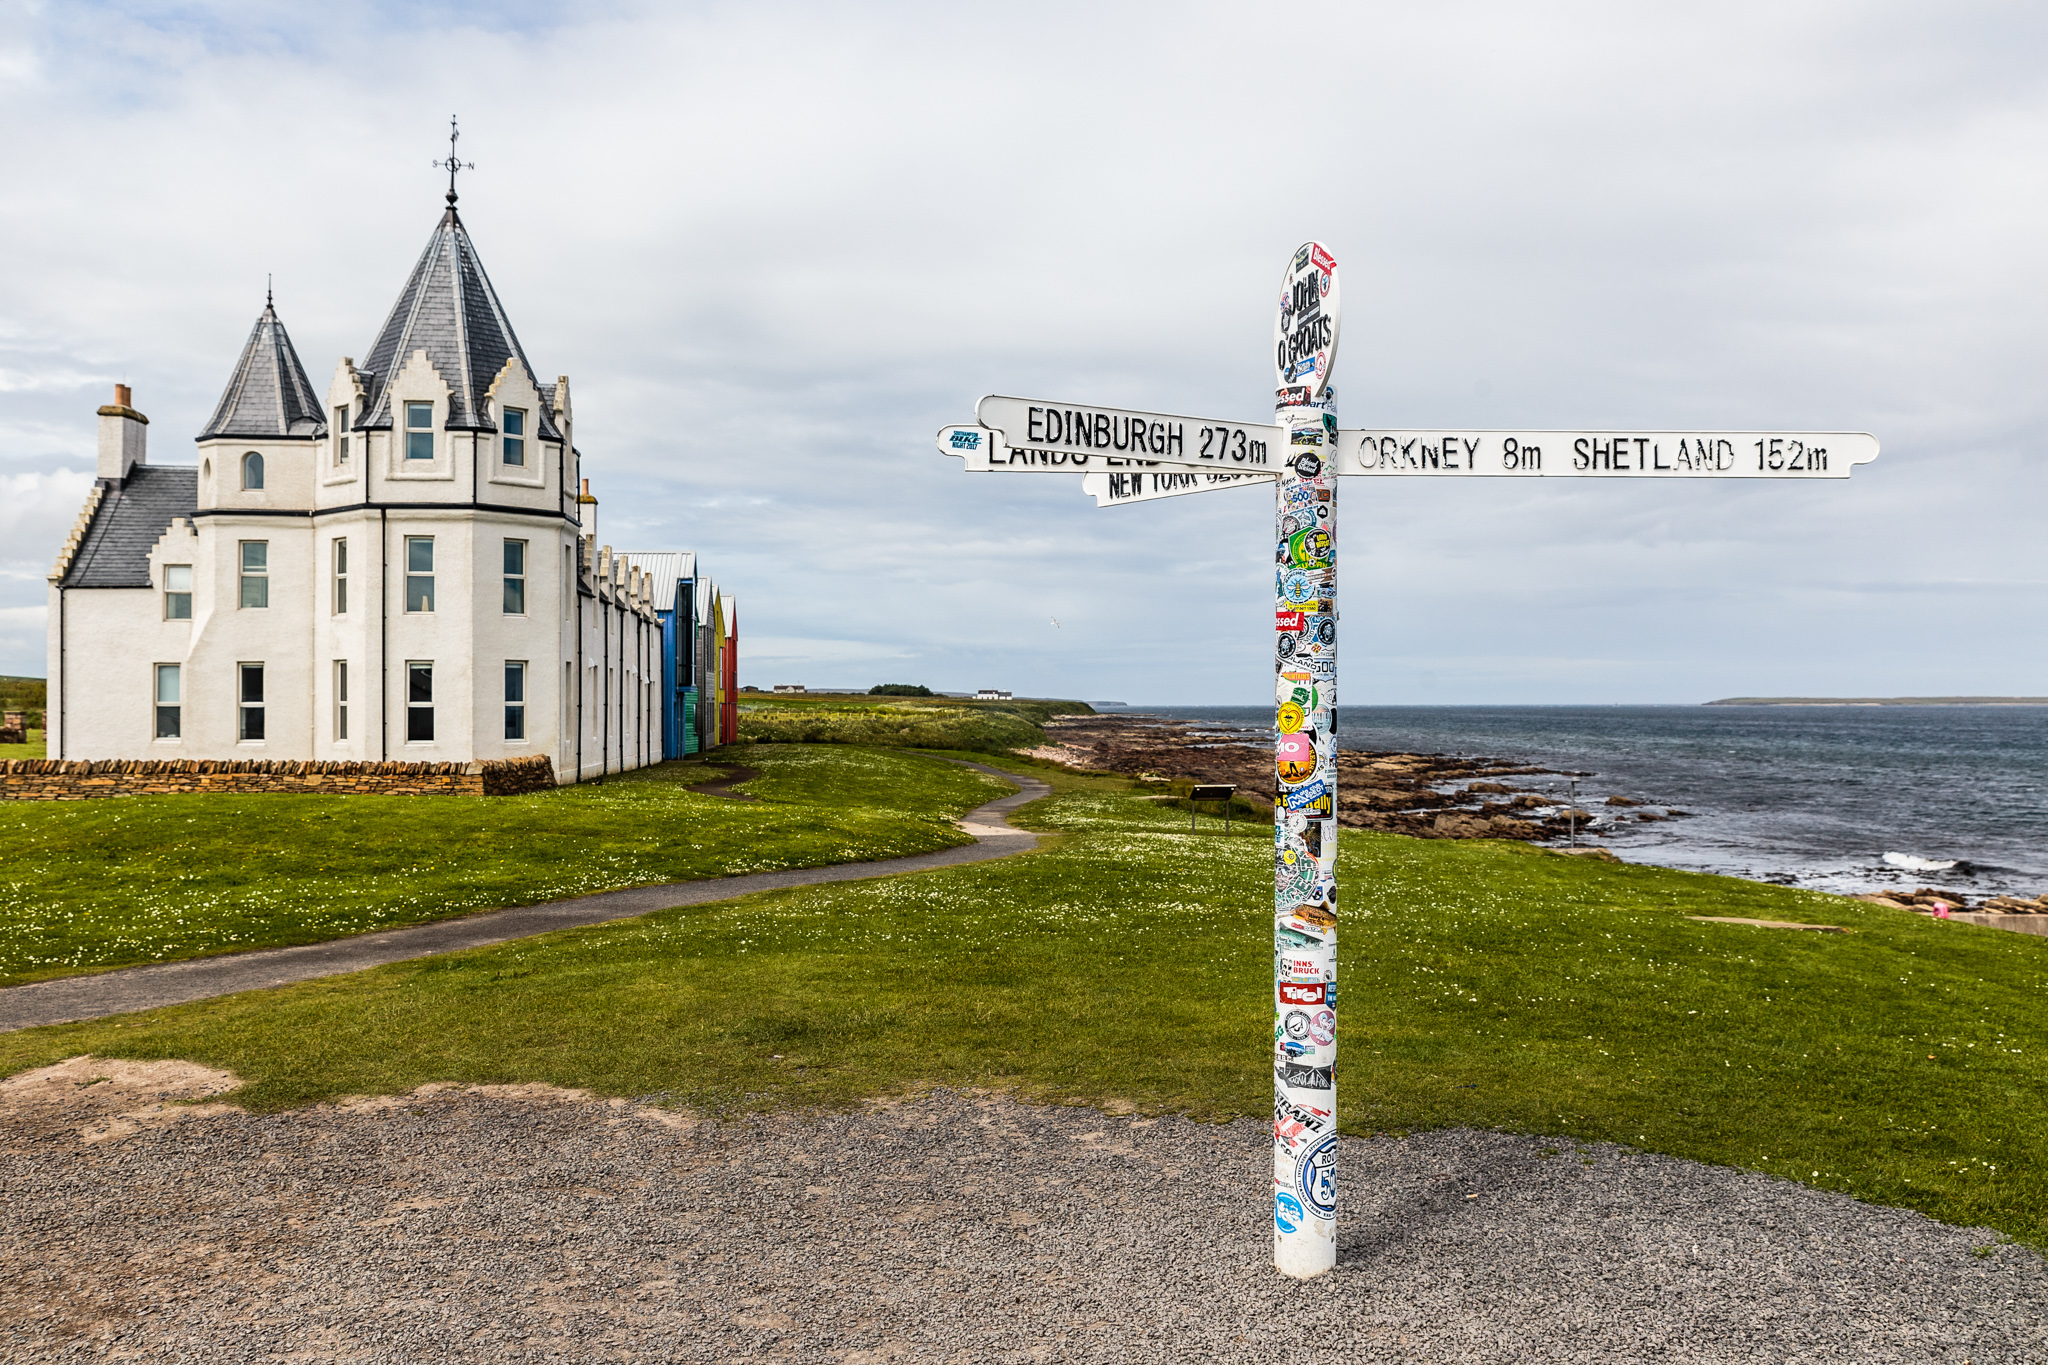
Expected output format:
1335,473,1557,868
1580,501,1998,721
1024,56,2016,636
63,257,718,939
356,208,563,441
62,467,198,589
616,553,698,613
197,303,327,441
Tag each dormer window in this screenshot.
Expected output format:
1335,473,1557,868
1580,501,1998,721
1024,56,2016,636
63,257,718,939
502,408,526,467
405,403,435,460
334,406,350,465
241,451,264,490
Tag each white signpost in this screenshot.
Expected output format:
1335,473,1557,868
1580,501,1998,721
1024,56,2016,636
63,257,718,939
936,241,1879,1281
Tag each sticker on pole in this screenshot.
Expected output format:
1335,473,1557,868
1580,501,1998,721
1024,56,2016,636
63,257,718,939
1275,241,1340,404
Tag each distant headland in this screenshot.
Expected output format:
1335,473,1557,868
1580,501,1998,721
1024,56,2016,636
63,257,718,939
1704,696,2048,706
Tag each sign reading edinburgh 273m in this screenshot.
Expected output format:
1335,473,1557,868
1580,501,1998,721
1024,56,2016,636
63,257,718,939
934,241,1878,1283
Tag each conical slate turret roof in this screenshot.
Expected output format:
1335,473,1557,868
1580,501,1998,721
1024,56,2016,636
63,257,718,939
356,207,560,438
197,299,327,441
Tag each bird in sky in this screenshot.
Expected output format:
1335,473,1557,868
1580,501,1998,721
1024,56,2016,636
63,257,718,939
1050,617,1060,628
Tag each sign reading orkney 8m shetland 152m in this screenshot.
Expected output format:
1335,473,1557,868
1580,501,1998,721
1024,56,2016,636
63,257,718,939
1341,429,1878,477
933,237,1879,1287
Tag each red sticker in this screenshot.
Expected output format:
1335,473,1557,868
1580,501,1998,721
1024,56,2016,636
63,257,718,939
1276,611,1304,631
1278,981,1327,1007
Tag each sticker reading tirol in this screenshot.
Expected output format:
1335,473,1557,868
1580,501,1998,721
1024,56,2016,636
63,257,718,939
1274,241,1341,404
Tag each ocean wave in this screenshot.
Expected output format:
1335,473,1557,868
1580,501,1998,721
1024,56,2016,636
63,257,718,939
1884,851,1959,873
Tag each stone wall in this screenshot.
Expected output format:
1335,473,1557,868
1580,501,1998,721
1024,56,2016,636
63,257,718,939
0,754,557,801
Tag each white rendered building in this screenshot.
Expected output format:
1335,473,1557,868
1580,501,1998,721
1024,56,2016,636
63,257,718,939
46,196,662,781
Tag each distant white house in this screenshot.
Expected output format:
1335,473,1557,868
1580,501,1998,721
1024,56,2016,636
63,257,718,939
773,684,806,693
45,195,667,781
976,688,1012,701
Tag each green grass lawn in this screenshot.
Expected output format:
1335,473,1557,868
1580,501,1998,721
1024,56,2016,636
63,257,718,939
737,694,1090,752
4,754,2045,1247
0,744,1004,986
2,728,44,760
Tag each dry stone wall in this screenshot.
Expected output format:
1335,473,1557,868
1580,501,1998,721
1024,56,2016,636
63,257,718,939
0,755,556,801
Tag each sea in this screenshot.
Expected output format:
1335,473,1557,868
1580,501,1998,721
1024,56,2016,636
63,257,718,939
1126,704,2048,902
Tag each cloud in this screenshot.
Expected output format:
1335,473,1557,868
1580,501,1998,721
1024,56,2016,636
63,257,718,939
2,1,2044,699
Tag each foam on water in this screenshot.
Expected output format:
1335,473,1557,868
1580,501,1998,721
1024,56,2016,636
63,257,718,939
1129,703,2048,901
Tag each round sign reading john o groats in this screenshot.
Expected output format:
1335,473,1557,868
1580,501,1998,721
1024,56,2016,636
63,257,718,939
1274,241,1341,403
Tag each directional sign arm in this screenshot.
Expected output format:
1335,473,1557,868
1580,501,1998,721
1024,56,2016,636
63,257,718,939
976,396,1286,473
1082,469,1274,506
1336,430,1879,478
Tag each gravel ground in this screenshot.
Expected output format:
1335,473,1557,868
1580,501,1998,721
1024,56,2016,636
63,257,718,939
2,1066,2043,1363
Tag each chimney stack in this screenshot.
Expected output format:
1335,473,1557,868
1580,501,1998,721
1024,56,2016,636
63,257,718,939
577,476,598,542
96,383,149,482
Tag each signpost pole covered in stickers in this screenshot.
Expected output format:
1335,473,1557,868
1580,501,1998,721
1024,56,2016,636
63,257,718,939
1269,242,1342,1276
934,243,1878,1282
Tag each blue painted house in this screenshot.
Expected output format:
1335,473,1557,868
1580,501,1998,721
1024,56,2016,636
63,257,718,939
618,552,715,758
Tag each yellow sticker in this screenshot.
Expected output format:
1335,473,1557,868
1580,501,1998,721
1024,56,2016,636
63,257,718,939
1277,701,1306,733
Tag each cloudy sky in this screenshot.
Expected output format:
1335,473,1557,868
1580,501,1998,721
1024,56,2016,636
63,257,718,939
2,0,2042,704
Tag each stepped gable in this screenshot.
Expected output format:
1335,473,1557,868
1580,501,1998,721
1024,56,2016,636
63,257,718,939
354,207,563,440
196,300,327,441
61,467,198,588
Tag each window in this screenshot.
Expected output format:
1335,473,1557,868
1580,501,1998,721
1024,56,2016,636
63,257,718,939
405,403,434,460
241,451,264,490
502,539,526,614
334,660,349,741
163,565,192,620
331,538,348,615
404,537,434,612
502,408,525,466
238,663,265,741
154,664,181,739
239,541,268,608
505,661,526,740
406,662,434,742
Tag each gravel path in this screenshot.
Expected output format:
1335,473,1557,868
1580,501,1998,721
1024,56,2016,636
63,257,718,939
0,762,1045,1033
1,1076,2040,1363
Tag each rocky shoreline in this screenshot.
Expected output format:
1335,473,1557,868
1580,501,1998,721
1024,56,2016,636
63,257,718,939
1034,714,2048,915
1036,713,1667,845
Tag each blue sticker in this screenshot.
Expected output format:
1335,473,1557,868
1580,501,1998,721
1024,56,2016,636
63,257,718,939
949,429,982,450
1275,1191,1304,1234
1296,1133,1337,1220
1284,778,1329,811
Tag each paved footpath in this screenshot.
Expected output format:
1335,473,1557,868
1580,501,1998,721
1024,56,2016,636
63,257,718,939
0,761,1047,1033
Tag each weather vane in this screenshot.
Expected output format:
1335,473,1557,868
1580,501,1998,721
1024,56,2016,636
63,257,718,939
433,115,473,207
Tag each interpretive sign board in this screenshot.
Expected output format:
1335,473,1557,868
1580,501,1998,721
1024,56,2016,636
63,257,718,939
936,240,1879,1284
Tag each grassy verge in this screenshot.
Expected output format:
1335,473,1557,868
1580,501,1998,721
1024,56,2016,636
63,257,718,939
0,744,1005,986
737,694,1091,753
3,757,2044,1247
1,729,45,760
